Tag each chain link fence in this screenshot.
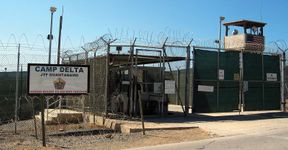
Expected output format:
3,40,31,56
0,44,47,128
61,35,193,119
0,44,48,149
0,43,115,148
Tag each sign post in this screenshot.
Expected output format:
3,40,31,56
40,95,46,146
27,64,89,146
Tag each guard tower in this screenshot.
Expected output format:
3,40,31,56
223,20,266,52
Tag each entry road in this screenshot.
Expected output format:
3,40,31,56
129,111,288,150
132,127,288,150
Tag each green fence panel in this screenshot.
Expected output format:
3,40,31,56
0,72,29,120
263,82,280,110
220,51,240,80
177,70,186,104
264,55,280,81
218,81,239,112
0,72,27,94
245,82,263,111
194,49,217,80
243,53,262,81
193,81,217,112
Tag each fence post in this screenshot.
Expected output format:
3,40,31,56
14,44,20,133
284,52,286,112
129,38,136,116
161,49,165,115
105,43,110,116
185,46,191,114
281,52,286,111
93,52,96,124
176,69,180,105
81,48,89,124
239,51,244,112
262,52,265,111
191,46,195,113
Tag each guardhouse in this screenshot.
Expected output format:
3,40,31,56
223,20,266,52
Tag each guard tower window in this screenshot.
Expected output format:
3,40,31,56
224,20,266,36
223,20,266,51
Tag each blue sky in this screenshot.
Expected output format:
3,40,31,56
0,0,287,49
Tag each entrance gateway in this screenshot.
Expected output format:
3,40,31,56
193,48,280,112
192,20,282,113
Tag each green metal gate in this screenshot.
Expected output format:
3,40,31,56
193,48,281,113
193,49,239,112
243,54,280,110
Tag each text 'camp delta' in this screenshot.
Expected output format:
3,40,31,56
34,66,85,73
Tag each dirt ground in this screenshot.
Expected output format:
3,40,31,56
0,125,213,150
73,128,212,150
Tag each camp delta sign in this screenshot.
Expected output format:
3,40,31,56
28,64,90,95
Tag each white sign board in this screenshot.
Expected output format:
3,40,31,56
219,69,224,80
266,73,277,81
122,81,130,85
198,85,214,92
28,64,89,95
165,80,175,94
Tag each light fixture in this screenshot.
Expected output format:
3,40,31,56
50,6,57,13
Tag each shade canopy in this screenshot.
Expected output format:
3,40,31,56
223,20,266,28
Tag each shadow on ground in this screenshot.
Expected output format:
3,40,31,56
144,111,288,123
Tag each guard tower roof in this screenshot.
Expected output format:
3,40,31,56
223,20,266,28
